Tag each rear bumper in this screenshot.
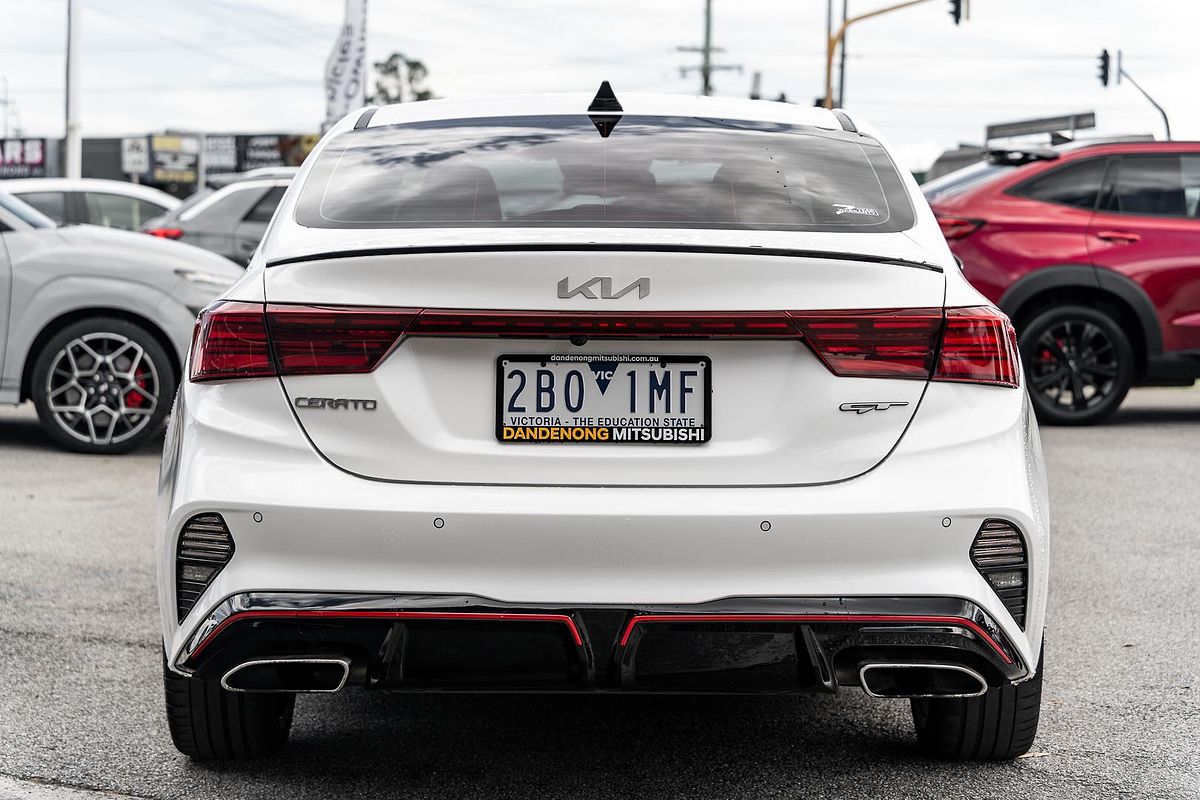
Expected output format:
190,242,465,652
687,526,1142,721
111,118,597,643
174,591,1027,693
159,378,1050,682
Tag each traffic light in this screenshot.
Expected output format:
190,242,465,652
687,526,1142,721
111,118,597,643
1098,49,1111,87
948,0,963,24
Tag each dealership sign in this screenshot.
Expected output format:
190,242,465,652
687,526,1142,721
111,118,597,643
204,135,238,175
150,135,200,184
0,138,48,178
203,134,320,178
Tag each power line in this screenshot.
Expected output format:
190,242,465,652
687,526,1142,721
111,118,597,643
200,0,341,49
12,79,318,95
0,41,319,54
845,52,1181,61
189,0,334,52
87,5,299,83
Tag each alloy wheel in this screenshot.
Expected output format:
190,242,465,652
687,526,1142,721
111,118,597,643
1029,320,1119,414
44,332,161,446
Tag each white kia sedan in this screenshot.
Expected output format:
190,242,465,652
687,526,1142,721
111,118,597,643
159,87,1049,762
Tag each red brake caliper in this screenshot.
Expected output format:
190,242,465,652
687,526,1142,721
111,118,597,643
126,370,148,409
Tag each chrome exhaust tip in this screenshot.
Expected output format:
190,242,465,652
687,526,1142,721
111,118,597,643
221,657,351,693
859,662,988,699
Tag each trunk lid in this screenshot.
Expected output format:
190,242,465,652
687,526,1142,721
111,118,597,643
263,248,944,487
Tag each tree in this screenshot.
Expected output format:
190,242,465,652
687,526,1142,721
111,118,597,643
370,53,435,104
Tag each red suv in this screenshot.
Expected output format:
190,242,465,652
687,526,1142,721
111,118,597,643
926,141,1200,424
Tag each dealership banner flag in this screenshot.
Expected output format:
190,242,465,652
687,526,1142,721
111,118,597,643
324,0,368,131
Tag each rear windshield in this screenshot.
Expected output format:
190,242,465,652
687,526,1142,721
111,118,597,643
294,115,915,233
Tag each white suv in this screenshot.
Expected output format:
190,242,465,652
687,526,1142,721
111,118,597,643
0,190,240,453
158,87,1049,762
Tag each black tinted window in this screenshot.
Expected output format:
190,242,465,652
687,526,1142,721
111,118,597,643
1010,158,1107,209
244,186,286,223
295,116,916,233
18,191,68,224
1107,154,1200,218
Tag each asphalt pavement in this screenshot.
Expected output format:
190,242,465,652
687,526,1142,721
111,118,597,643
1,389,1198,799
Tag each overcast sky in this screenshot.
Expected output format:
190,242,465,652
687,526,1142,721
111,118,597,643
1,0,1197,170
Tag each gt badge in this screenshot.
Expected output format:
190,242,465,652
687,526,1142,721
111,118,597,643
839,402,910,415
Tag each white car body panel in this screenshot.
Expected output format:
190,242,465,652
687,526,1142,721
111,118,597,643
159,378,1048,674
268,253,944,486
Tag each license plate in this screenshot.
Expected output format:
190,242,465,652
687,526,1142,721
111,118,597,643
496,354,711,445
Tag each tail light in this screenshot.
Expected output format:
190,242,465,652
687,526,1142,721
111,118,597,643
409,309,797,338
266,305,416,375
189,303,1018,388
190,301,274,381
790,310,943,379
792,307,1018,387
145,227,185,239
190,302,416,381
936,216,984,240
934,306,1020,388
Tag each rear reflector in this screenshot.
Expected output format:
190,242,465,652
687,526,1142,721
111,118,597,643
970,519,1028,629
189,303,1018,388
936,216,984,240
177,513,235,623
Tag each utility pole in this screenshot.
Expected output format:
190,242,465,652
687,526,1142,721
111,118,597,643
824,0,962,110
64,0,82,179
816,0,833,105
678,0,742,96
838,0,848,107
1,77,9,139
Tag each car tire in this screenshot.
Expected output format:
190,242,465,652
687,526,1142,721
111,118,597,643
1018,304,1133,426
910,642,1043,760
30,317,176,454
163,658,295,761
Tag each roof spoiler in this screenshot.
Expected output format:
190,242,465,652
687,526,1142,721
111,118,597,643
985,147,1060,166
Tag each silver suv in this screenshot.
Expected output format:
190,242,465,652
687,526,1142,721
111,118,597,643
0,190,242,453
143,169,296,265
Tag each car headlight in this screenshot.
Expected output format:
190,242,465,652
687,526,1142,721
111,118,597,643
175,269,237,288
